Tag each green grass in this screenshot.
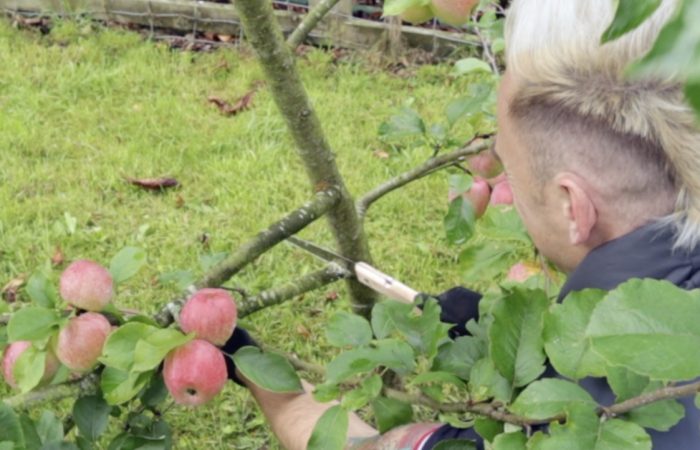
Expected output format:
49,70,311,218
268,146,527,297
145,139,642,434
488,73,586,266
1,18,488,448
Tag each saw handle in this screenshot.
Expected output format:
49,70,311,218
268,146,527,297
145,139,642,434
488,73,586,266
354,262,418,304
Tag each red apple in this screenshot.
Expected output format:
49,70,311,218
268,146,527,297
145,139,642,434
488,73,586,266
467,152,503,179
179,288,237,346
2,341,60,389
56,312,112,373
400,4,434,24
506,261,541,283
431,0,478,26
59,260,114,311
490,180,514,205
163,339,228,406
448,176,491,218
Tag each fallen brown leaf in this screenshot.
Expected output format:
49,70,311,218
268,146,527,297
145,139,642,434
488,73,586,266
207,90,256,116
2,275,26,303
217,34,234,43
296,324,312,338
373,149,390,159
127,177,180,191
51,246,64,266
325,291,339,302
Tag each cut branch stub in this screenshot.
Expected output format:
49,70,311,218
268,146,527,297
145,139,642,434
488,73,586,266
233,0,379,318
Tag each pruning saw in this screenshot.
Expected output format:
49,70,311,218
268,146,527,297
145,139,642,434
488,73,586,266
285,236,420,304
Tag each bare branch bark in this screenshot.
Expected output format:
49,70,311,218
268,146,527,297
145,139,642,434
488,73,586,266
286,0,342,49
3,374,100,410
356,138,492,219
234,0,379,318
153,188,340,326
237,264,349,317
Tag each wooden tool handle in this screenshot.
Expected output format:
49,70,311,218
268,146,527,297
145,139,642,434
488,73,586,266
354,262,418,304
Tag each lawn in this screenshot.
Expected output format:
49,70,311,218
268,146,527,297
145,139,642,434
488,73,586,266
0,18,491,448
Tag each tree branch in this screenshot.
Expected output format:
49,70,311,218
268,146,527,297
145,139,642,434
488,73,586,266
286,0,342,49
356,138,492,219
234,0,379,318
3,374,100,410
606,380,700,417
153,188,340,326
237,264,349,317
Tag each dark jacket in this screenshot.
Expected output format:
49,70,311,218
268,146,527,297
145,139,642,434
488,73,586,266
425,222,700,450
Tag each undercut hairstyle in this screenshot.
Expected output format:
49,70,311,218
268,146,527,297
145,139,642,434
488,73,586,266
504,0,700,250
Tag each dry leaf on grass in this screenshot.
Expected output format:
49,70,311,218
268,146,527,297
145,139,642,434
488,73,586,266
127,177,180,191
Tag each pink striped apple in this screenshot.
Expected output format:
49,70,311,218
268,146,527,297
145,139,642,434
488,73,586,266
431,0,478,26
448,176,491,218
490,179,513,205
163,339,228,406
2,341,60,389
56,312,112,373
59,259,114,311
179,288,237,346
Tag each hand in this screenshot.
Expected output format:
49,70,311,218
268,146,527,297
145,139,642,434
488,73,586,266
220,326,259,386
422,286,482,339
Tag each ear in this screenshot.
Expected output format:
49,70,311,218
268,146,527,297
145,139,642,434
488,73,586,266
555,173,598,245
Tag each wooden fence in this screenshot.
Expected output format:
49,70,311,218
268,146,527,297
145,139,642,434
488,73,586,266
1,0,480,55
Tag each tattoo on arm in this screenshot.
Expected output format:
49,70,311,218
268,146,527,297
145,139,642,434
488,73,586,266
345,424,440,450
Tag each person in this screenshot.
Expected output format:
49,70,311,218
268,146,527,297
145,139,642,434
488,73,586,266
223,0,700,448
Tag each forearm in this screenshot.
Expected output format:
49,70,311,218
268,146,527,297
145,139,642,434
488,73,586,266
244,376,377,450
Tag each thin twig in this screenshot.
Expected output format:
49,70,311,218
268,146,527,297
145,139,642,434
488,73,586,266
471,13,499,76
287,0,342,48
356,138,492,219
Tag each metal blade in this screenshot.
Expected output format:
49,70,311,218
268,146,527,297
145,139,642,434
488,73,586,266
286,236,356,268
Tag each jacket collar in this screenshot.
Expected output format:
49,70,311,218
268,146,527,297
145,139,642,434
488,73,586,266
559,221,700,300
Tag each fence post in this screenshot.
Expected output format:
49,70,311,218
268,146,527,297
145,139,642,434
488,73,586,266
309,0,351,17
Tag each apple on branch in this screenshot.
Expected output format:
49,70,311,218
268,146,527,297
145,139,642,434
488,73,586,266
2,341,60,389
431,0,479,27
59,259,114,311
448,176,491,218
163,339,228,406
56,312,112,373
179,288,238,346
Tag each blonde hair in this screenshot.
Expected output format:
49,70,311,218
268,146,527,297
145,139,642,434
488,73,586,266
504,0,700,250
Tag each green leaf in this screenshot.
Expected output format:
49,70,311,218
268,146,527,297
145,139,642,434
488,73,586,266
460,242,522,283
157,270,196,291
14,345,47,393
198,252,227,271
307,405,349,450
370,299,450,359
109,247,147,284
26,272,57,308
19,414,42,450
686,80,700,118
0,404,24,446
448,173,473,197
432,336,485,380
233,347,303,393
325,339,415,385
607,367,684,432
132,328,192,372
492,432,527,450
433,440,476,450
73,395,111,441
479,207,530,244
139,373,169,408
544,289,608,379
101,367,153,405
594,419,651,449
468,358,512,403
445,83,492,126
509,378,596,420
371,396,413,433
587,279,700,380
378,107,426,140
341,374,382,410
100,322,158,371
474,418,503,443
326,312,373,347
7,306,60,342
489,288,548,387
601,0,662,43
409,371,465,389
453,58,492,76
444,197,476,245
383,0,427,16
36,411,64,444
